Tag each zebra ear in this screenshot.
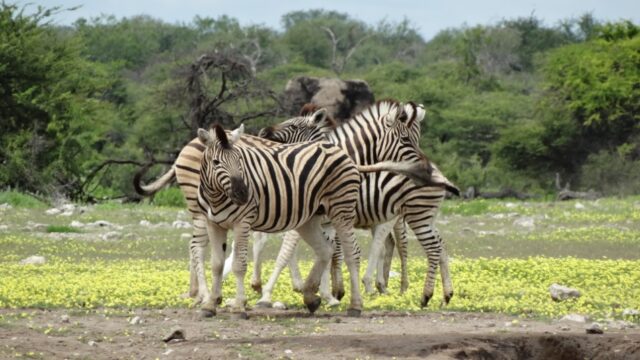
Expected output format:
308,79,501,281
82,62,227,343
197,128,214,146
229,124,244,145
309,108,328,125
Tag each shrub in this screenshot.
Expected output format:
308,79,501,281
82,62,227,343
152,187,186,207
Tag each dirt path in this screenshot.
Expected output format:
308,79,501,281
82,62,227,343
1,308,639,359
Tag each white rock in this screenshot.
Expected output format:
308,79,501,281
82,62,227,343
586,322,604,334
88,220,114,228
88,340,97,347
513,217,535,229
284,349,293,356
180,233,192,241
60,315,70,323
172,220,192,229
273,302,287,310
574,202,585,210
505,202,517,208
561,314,587,323
29,223,48,231
622,308,639,316
139,220,151,227
0,203,12,210
0,225,8,231
129,316,142,325
61,211,74,217
20,255,46,265
550,283,581,301
45,208,61,215
101,231,121,241
70,221,85,228
163,349,174,356
491,214,506,219
61,204,75,212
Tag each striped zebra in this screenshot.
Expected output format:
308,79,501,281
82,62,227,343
195,123,431,316
259,100,459,307
133,137,304,307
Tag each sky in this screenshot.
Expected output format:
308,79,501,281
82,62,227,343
25,0,640,40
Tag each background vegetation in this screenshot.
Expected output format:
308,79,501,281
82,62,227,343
1,3,639,200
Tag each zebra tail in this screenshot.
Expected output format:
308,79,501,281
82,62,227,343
133,165,176,196
356,161,433,187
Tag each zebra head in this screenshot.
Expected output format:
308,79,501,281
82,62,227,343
258,106,336,143
376,100,430,169
198,124,250,206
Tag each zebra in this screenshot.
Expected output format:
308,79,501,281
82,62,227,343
195,123,432,316
259,100,459,308
133,137,304,307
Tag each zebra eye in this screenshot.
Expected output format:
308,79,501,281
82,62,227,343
212,160,221,166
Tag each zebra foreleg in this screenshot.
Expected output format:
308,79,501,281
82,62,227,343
201,221,227,317
287,245,304,292
190,217,210,306
231,222,251,315
380,232,395,291
296,217,332,314
256,230,300,307
363,220,395,294
250,232,268,294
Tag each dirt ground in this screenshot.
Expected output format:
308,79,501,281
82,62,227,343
1,308,639,360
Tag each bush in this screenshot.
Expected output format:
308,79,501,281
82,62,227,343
151,187,186,207
580,149,640,196
0,191,47,208
46,225,82,233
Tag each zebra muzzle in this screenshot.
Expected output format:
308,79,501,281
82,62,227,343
229,176,249,205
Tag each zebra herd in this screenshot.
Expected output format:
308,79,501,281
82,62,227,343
134,100,459,317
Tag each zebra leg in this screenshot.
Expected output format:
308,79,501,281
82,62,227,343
394,220,410,294
330,233,345,301
190,216,210,306
332,219,362,316
250,232,268,294
231,222,251,314
404,214,442,308
256,230,299,307
222,239,235,279
362,220,394,295
295,217,332,314
381,232,395,290
436,229,454,304
287,244,304,292
201,221,227,316
319,260,340,307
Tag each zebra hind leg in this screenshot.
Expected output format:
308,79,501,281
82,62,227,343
436,230,454,304
394,220,410,294
256,230,300,307
405,215,441,308
296,217,332,314
332,220,362,317
250,232,268,294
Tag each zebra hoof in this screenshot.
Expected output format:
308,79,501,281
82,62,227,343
255,301,272,308
421,294,432,308
334,289,346,301
444,291,454,305
375,281,387,295
231,312,249,320
347,308,361,317
305,296,322,314
251,283,263,294
200,309,216,318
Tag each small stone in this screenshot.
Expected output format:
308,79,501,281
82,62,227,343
61,204,75,212
88,220,113,228
586,323,604,334
272,302,287,310
0,203,12,210
561,314,587,323
20,255,46,265
180,233,192,241
513,216,535,230
622,308,639,316
139,220,151,227
0,225,8,231
172,220,192,229
101,231,121,241
129,316,142,325
60,211,74,217
45,208,61,215
163,327,186,343
163,349,174,356
60,315,70,323
574,202,585,210
549,283,581,301
88,340,97,347
70,220,85,228
560,325,571,331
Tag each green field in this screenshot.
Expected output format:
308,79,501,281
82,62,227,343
1,193,639,322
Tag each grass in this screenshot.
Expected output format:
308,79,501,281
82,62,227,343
1,193,639,321
45,225,82,233
0,191,47,208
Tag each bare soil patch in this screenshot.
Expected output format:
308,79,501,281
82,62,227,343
1,308,638,359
